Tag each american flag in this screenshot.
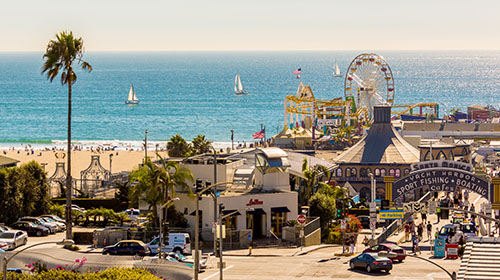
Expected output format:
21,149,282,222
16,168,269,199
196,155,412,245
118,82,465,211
293,68,301,75
252,128,265,139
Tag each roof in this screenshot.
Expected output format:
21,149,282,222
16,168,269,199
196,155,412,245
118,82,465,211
335,106,420,164
257,147,288,159
286,151,336,178
0,155,19,167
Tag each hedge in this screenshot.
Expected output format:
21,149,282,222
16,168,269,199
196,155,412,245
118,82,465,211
1,267,161,280
51,198,128,212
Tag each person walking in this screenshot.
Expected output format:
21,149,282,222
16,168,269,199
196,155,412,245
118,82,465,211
405,223,410,242
426,221,432,241
414,235,421,255
417,223,424,241
350,235,356,254
421,209,427,224
436,202,441,223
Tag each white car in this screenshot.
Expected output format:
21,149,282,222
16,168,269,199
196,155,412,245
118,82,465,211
124,209,141,221
0,230,28,250
40,217,66,232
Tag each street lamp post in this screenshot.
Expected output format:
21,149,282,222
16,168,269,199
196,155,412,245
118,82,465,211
368,173,376,241
194,181,232,280
230,129,234,150
109,153,113,184
2,239,74,280
158,197,179,259
144,129,148,161
208,145,218,257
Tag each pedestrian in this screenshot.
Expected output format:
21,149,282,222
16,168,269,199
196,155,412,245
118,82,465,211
417,223,424,241
426,221,432,241
413,235,421,254
404,223,410,242
421,209,427,224
436,203,441,223
93,230,98,248
410,222,416,235
127,228,131,240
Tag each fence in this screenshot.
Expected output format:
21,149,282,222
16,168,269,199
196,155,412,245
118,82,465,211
304,216,320,237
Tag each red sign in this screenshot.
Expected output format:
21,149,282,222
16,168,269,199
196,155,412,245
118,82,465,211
246,199,263,206
446,243,459,259
297,215,307,224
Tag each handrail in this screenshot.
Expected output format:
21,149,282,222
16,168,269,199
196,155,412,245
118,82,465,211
269,230,280,242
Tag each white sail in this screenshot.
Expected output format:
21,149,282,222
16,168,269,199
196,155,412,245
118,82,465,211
237,74,243,91
126,85,139,104
127,85,135,101
234,74,239,92
335,61,341,76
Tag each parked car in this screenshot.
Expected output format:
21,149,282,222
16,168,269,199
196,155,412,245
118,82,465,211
41,215,66,225
39,217,66,232
0,241,8,250
167,252,206,269
460,221,476,238
349,253,392,273
124,208,141,221
0,230,28,250
438,224,464,243
18,217,57,234
363,243,406,262
71,205,86,219
0,225,12,233
11,221,49,237
102,240,150,256
147,233,192,255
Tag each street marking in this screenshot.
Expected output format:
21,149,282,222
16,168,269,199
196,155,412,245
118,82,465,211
202,265,234,280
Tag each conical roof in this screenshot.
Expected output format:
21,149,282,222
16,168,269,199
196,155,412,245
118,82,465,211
335,106,420,164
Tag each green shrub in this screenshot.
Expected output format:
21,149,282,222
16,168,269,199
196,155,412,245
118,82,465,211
1,267,161,279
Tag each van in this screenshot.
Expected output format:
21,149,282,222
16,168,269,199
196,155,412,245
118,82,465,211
124,208,140,221
147,233,191,255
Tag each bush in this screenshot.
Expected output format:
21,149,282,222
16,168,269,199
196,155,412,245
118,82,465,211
1,267,161,279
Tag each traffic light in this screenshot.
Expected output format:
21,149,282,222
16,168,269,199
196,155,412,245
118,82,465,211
335,199,344,219
195,179,203,199
381,200,389,210
162,222,170,244
215,240,221,257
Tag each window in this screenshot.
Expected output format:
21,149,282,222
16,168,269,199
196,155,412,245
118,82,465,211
395,169,401,178
366,168,371,177
437,151,446,160
375,168,380,177
336,168,342,177
404,169,410,175
351,168,357,177
346,168,351,177
376,187,385,200
449,151,454,160
424,151,432,161
360,187,371,201
389,169,395,176
380,169,386,177
360,168,366,177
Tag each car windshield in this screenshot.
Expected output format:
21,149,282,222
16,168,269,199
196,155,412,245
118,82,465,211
373,255,389,260
0,233,14,239
44,218,55,222
462,224,474,233
439,227,451,235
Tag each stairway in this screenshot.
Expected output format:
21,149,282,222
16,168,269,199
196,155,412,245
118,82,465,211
230,168,254,192
459,240,500,280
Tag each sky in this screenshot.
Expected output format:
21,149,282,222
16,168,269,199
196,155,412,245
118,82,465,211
1,0,500,51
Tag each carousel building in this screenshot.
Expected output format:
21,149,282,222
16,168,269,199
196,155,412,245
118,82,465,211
334,106,420,201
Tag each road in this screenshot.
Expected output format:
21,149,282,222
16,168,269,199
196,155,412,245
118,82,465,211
200,246,460,280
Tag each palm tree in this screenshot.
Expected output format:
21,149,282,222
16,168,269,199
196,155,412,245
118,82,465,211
42,31,92,239
302,158,330,205
129,155,194,227
167,134,192,157
192,134,211,155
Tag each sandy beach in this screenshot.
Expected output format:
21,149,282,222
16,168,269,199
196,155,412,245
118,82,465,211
2,149,169,178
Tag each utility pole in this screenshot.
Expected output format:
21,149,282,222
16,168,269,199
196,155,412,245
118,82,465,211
230,129,234,150
109,153,113,184
212,146,218,257
144,129,148,161
218,204,224,280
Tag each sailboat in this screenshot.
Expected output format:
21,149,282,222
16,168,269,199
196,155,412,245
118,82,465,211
125,85,139,105
332,60,342,77
234,72,248,95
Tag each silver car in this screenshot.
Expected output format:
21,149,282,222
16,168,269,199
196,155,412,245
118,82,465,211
40,217,66,232
19,217,57,234
0,230,28,250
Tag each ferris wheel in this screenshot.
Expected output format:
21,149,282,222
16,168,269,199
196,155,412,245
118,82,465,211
344,53,395,118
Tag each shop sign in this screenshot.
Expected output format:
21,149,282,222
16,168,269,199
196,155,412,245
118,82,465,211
246,199,263,206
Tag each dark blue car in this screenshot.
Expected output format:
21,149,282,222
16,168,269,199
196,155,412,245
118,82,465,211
349,253,392,273
102,240,150,256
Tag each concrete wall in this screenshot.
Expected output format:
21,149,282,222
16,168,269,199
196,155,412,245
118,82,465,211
304,228,321,247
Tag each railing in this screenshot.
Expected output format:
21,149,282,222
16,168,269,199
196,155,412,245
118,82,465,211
375,192,432,244
304,216,320,237
269,230,281,243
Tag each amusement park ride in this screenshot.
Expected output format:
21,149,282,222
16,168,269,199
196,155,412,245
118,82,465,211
282,53,439,144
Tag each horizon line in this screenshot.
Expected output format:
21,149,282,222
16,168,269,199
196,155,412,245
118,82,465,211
1,49,500,53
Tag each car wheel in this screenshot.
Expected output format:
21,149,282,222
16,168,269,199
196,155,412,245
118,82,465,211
174,248,182,254
385,269,391,273
36,231,42,237
350,262,355,270
23,238,27,245
366,265,372,273
102,251,108,255
398,259,403,263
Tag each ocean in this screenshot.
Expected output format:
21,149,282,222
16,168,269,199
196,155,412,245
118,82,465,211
0,51,499,147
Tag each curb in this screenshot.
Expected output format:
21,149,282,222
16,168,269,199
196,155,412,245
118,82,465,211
292,245,338,256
